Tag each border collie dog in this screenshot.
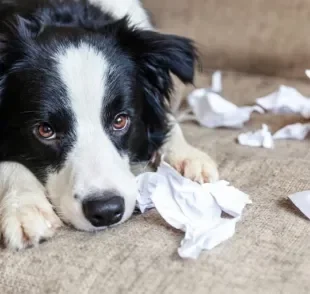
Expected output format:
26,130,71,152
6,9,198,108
0,0,218,249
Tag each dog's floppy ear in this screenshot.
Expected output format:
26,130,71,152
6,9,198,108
0,14,43,68
115,22,198,97
135,30,198,85
111,19,198,156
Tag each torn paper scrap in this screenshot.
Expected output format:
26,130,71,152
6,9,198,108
136,173,155,213
176,71,223,123
237,124,274,149
273,123,310,140
256,85,310,118
237,123,310,148
179,218,239,258
136,162,251,259
204,181,251,217
288,191,310,220
211,70,222,93
187,89,264,128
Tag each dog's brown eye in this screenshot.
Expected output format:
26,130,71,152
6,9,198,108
37,123,56,139
113,114,129,131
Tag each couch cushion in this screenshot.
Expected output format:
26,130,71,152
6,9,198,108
1,72,310,294
142,0,310,80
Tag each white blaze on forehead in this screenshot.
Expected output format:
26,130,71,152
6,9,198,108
55,43,133,193
56,43,107,127
55,42,124,191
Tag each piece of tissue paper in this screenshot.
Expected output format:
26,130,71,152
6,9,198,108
256,85,310,118
273,123,310,140
186,72,263,128
289,191,310,220
136,162,251,259
238,122,310,148
237,124,274,149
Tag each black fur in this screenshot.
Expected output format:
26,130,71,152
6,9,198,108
0,0,197,182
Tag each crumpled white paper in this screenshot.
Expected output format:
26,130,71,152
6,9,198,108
237,124,274,148
136,162,251,259
211,70,222,93
289,191,310,220
187,90,263,128
237,122,310,148
185,71,264,128
273,123,310,140
256,85,310,118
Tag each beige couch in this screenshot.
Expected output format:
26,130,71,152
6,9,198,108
144,0,310,80
2,1,310,293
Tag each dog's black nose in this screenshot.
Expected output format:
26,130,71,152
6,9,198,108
82,194,125,227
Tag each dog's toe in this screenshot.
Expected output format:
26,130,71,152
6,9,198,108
1,192,62,250
166,145,219,184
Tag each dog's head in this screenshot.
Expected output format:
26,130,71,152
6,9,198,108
0,1,197,230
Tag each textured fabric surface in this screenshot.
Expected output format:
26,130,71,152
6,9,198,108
142,0,310,80
1,71,310,293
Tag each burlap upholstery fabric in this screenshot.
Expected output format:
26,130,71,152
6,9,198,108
1,72,310,293
143,0,310,80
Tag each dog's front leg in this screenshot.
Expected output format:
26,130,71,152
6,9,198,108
0,162,62,250
160,115,219,183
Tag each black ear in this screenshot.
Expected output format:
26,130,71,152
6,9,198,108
135,30,198,85
116,25,198,93
0,14,43,69
108,19,198,156
136,31,198,155
107,17,198,97
9,15,43,38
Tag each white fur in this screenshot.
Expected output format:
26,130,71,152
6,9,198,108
88,0,152,29
46,43,137,231
0,162,62,250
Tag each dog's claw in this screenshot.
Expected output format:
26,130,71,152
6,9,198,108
165,145,219,183
0,192,62,250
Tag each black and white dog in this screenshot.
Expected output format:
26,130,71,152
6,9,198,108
0,0,218,250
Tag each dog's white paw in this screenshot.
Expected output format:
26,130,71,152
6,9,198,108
165,144,219,183
0,191,62,250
